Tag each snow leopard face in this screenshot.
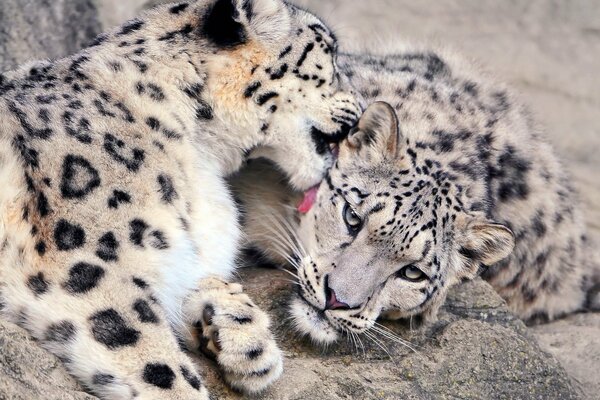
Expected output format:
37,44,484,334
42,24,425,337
291,103,514,343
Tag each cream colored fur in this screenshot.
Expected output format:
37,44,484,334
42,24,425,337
0,0,360,398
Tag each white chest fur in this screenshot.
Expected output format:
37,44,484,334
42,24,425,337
155,159,241,330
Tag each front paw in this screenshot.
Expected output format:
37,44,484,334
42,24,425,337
185,278,283,394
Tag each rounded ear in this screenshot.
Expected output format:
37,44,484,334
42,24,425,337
458,221,515,276
204,0,290,48
342,102,401,163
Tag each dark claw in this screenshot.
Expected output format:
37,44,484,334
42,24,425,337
212,330,222,351
202,304,215,326
198,334,217,360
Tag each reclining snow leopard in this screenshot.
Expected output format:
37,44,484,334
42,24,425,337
233,45,600,344
0,0,361,398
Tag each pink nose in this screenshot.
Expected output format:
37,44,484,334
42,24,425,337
325,285,350,310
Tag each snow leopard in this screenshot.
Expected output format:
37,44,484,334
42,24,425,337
0,0,361,398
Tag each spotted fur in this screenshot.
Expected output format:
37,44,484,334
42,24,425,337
234,45,600,344
0,0,361,398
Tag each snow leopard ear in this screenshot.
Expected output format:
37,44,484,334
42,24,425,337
457,220,515,278
204,0,291,48
343,102,402,163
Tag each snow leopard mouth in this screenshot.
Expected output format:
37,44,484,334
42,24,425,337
289,292,341,344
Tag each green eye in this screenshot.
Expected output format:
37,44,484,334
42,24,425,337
343,202,362,234
397,265,428,282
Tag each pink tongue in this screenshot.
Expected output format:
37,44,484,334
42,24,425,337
297,185,320,214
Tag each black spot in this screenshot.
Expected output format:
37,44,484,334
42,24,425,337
92,373,115,386
108,190,131,209
104,133,145,172
94,99,116,118
532,212,547,238
170,3,189,14
241,0,253,21
204,0,247,48
150,230,169,250
63,262,105,294
60,155,101,199
12,135,39,168
244,81,261,98
119,19,145,36
296,42,315,67
143,363,176,389
54,219,86,251
115,102,135,123
37,192,51,217
129,219,149,247
35,241,47,256
133,60,148,73
162,129,182,140
256,92,278,106
89,34,109,47
90,309,141,349
180,366,201,390
246,348,263,360
133,299,159,323
146,117,160,131
96,232,119,262
27,272,49,295
109,61,122,72
270,64,288,80
183,83,204,100
278,45,292,59
63,112,93,144
157,174,178,204
232,315,252,324
158,24,193,41
38,109,50,124
195,100,214,120
146,83,165,102
132,277,149,289
494,145,531,202
45,320,76,342
8,102,54,140
250,366,271,377
67,100,84,110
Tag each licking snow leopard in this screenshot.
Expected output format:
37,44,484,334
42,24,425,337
0,0,361,398
233,46,600,344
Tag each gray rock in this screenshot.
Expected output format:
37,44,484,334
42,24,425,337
0,320,95,400
0,0,101,71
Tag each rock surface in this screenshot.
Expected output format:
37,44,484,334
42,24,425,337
0,320,95,400
0,0,101,71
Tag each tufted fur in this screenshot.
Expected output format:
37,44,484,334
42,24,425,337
233,45,600,344
0,0,361,398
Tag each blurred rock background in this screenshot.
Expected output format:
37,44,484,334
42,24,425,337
0,0,598,398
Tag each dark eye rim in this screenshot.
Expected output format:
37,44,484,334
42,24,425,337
396,265,428,283
342,202,362,235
